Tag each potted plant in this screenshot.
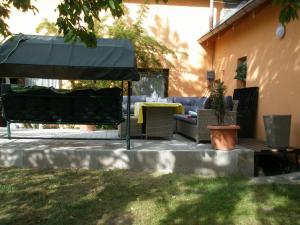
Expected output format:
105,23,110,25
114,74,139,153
207,82,240,150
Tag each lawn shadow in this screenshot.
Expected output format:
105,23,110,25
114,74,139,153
0,168,300,225
0,169,182,225
157,177,250,225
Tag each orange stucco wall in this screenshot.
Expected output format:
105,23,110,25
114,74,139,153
125,0,212,96
211,3,300,147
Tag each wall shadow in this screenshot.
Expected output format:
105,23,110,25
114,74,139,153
148,14,210,96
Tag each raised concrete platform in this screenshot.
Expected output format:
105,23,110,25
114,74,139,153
0,128,254,177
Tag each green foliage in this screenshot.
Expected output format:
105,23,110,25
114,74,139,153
0,0,38,37
71,80,122,90
1,0,299,47
55,0,124,47
235,60,247,81
105,4,175,69
35,18,58,35
0,0,167,46
210,82,226,125
273,0,300,24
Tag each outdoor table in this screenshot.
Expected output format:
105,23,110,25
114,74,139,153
134,102,184,138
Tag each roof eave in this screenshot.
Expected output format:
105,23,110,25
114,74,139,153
198,0,269,44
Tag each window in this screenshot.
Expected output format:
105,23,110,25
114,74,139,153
132,69,169,98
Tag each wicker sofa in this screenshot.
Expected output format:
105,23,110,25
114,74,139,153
118,95,237,142
174,109,236,142
170,96,237,142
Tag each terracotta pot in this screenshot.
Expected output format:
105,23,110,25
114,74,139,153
80,125,96,131
207,125,240,150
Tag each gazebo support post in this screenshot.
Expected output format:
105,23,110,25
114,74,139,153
126,81,131,150
7,122,11,139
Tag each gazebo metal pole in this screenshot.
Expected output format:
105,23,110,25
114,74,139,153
126,81,131,150
7,121,11,139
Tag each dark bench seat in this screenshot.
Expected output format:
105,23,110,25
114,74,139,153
1,87,124,125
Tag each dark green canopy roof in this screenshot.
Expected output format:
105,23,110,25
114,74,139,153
0,34,139,81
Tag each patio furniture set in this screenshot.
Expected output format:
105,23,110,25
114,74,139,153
118,95,237,142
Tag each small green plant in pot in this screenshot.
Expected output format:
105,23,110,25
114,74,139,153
207,82,240,150
211,81,226,125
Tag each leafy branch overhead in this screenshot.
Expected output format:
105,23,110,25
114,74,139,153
0,0,299,47
273,0,300,24
55,0,125,47
0,0,166,47
0,0,38,37
36,19,58,36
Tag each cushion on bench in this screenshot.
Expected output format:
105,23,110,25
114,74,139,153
174,114,197,125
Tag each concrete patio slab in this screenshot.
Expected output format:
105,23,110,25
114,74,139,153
0,128,254,177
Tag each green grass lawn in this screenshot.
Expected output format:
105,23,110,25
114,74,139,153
0,168,300,225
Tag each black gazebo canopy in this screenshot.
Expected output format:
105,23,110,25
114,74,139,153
0,34,138,150
0,34,139,81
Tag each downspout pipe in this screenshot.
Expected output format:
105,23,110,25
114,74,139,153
209,0,215,73
209,0,214,30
